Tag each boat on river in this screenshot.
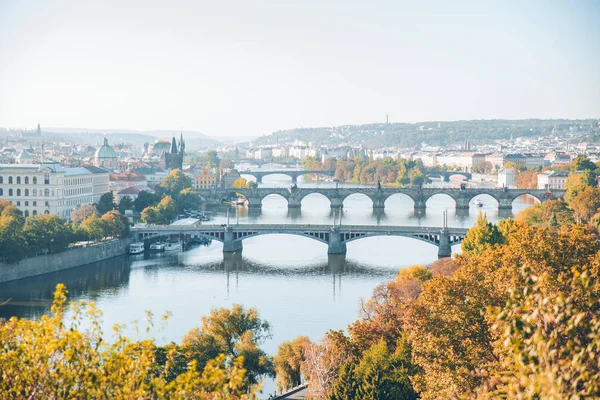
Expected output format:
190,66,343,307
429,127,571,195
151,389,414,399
164,240,182,252
474,198,483,207
129,242,145,254
150,242,166,252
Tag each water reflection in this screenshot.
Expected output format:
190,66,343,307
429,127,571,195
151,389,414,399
0,257,131,320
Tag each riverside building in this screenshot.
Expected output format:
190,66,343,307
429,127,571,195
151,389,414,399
0,163,109,218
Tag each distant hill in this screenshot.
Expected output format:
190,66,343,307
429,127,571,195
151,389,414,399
249,119,600,148
41,127,223,149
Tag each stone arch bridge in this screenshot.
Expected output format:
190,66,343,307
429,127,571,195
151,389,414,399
239,169,335,183
198,187,565,210
238,169,472,183
132,224,469,258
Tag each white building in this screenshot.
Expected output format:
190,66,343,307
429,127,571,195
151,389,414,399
497,168,516,188
0,163,109,219
254,147,273,160
537,170,571,190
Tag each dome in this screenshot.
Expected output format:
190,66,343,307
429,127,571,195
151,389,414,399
94,138,117,159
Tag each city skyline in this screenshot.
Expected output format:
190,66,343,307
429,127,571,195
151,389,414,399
1,0,599,137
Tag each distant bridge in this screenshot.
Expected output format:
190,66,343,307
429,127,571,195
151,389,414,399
198,187,565,210
132,224,469,258
239,169,335,183
238,169,472,183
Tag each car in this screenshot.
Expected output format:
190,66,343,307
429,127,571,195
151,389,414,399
220,223,227,227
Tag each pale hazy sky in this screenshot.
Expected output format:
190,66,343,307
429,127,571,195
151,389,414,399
1,0,599,137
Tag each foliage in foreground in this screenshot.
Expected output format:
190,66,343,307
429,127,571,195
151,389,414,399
0,284,259,399
290,221,600,399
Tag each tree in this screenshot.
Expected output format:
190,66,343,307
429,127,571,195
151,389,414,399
515,170,539,189
0,284,260,399
156,196,178,223
23,215,72,254
81,214,107,241
565,170,597,204
141,206,164,224
177,188,201,212
0,213,27,262
233,177,254,189
473,161,493,174
201,150,221,168
460,212,504,256
155,169,193,198
118,195,134,214
182,304,273,388
70,204,99,222
274,336,311,393
428,257,459,277
134,190,161,213
571,155,597,172
515,199,574,227
566,185,600,223
96,192,115,215
409,168,430,187
101,210,130,238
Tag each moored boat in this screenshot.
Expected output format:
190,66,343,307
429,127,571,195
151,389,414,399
164,240,182,251
474,198,483,207
150,242,166,252
129,242,145,254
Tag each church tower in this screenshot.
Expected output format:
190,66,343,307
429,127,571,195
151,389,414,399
164,135,184,170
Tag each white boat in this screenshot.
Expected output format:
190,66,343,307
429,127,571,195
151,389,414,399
164,240,182,251
474,198,483,207
150,242,166,252
129,242,145,254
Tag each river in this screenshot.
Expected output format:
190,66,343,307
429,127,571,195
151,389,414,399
0,170,537,397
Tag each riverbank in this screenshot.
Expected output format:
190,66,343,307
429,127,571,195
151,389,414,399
0,238,132,284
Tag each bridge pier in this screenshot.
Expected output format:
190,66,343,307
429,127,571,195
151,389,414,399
441,174,450,182
329,196,344,209
291,176,298,184
256,176,263,184
328,230,347,255
438,230,452,258
413,196,427,210
372,195,385,209
287,197,301,208
223,230,243,253
455,195,470,210
497,197,513,210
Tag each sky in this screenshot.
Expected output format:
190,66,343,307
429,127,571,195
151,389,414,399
1,0,599,138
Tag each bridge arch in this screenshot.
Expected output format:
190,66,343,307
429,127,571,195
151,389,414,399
425,192,457,207
383,192,416,208
234,231,330,245
260,192,289,206
511,193,542,206
260,172,295,182
465,193,500,208
342,192,375,208
299,192,331,207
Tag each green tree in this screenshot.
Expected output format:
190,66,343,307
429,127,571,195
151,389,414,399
0,284,260,399
182,304,273,388
177,188,201,212
81,214,107,241
409,168,430,187
101,210,130,238
0,213,27,262
118,195,134,214
134,190,161,213
156,196,178,223
274,336,311,393
201,150,221,168
155,169,193,198
141,206,164,224
566,185,600,223
570,155,597,172
23,215,72,254
515,199,574,227
96,192,115,215
461,212,504,256
70,204,99,222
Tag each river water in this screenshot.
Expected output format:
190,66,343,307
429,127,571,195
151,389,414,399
0,169,536,397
